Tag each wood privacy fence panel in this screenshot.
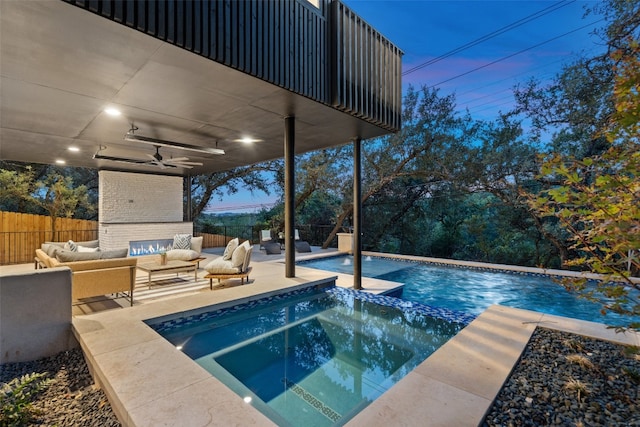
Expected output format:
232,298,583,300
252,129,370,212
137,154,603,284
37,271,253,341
0,212,98,265
195,232,233,249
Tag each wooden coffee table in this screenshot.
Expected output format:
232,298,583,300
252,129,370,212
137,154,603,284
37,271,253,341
137,260,197,287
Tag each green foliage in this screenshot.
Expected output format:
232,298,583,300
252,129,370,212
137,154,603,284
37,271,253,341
0,372,52,426
527,34,640,331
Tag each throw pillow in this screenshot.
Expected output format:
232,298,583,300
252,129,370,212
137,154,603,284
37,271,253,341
173,234,192,250
64,240,78,252
223,238,239,260
230,244,247,269
56,250,101,262
46,245,61,258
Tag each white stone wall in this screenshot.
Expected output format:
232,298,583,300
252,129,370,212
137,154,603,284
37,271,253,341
99,170,183,223
98,171,192,251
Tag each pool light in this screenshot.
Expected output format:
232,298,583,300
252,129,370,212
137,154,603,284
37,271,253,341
243,396,252,403
175,345,183,351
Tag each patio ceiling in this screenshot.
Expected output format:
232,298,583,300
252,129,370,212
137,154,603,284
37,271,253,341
0,1,390,176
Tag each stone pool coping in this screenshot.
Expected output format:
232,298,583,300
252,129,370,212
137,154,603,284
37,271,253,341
73,258,640,426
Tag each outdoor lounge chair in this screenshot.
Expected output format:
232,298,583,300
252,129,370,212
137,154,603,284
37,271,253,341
294,229,312,253
260,229,281,254
203,239,253,287
259,229,272,249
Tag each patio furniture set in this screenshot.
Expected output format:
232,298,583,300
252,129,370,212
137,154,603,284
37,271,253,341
33,235,253,306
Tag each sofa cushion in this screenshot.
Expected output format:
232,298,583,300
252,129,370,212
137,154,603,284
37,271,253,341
190,236,203,253
77,245,101,253
100,248,129,259
204,258,240,274
223,238,239,260
56,250,102,262
77,239,100,249
166,249,200,261
242,246,253,273
173,234,192,250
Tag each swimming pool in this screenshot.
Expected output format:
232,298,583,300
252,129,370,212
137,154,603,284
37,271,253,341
148,286,468,426
298,255,640,326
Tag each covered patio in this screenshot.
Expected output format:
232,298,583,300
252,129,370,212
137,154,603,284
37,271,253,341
1,0,402,284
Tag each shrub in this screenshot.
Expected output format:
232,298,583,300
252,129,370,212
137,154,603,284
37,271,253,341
1,372,53,426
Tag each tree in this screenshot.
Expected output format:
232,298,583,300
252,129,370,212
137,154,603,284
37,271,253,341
190,162,278,220
527,33,639,331
0,167,33,212
320,85,477,249
31,173,93,240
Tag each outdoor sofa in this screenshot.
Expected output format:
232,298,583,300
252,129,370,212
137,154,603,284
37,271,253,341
35,240,137,305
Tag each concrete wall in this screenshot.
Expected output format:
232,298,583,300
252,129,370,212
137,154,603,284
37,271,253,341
99,170,183,223
0,268,74,363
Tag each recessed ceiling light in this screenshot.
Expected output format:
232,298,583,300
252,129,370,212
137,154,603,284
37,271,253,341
55,159,66,165
235,137,261,144
68,146,80,152
104,107,121,117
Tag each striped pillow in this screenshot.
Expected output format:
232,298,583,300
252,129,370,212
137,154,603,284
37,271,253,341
64,240,78,252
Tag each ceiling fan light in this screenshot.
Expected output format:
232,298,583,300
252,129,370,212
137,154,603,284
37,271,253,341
234,137,261,144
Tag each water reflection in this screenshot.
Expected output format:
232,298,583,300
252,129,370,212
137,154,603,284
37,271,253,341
160,288,463,427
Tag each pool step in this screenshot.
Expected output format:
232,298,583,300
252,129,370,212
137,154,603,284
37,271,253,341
282,377,342,424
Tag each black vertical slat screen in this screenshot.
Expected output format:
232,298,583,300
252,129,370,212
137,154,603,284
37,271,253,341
331,1,402,131
63,0,400,131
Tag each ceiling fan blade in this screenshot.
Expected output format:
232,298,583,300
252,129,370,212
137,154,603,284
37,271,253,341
163,157,191,163
93,154,149,165
172,161,203,166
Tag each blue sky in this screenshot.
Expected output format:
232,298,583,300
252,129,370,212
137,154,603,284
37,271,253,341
209,0,604,214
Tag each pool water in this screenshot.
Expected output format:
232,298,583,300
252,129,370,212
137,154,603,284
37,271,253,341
299,256,640,326
151,287,464,426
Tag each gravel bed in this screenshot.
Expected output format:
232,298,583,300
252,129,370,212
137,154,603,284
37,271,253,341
2,328,638,426
0,348,120,426
483,327,640,427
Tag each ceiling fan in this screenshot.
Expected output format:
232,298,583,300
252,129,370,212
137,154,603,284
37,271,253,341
146,145,203,169
93,145,203,169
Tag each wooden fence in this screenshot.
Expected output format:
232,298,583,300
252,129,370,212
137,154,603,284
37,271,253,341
0,211,241,265
0,211,98,265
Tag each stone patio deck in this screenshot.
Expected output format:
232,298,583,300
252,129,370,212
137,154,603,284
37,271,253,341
3,250,638,426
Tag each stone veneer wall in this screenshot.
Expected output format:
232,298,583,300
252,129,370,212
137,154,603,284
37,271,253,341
98,171,192,251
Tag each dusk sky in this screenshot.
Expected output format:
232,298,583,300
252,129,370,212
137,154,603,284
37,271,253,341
209,0,604,214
